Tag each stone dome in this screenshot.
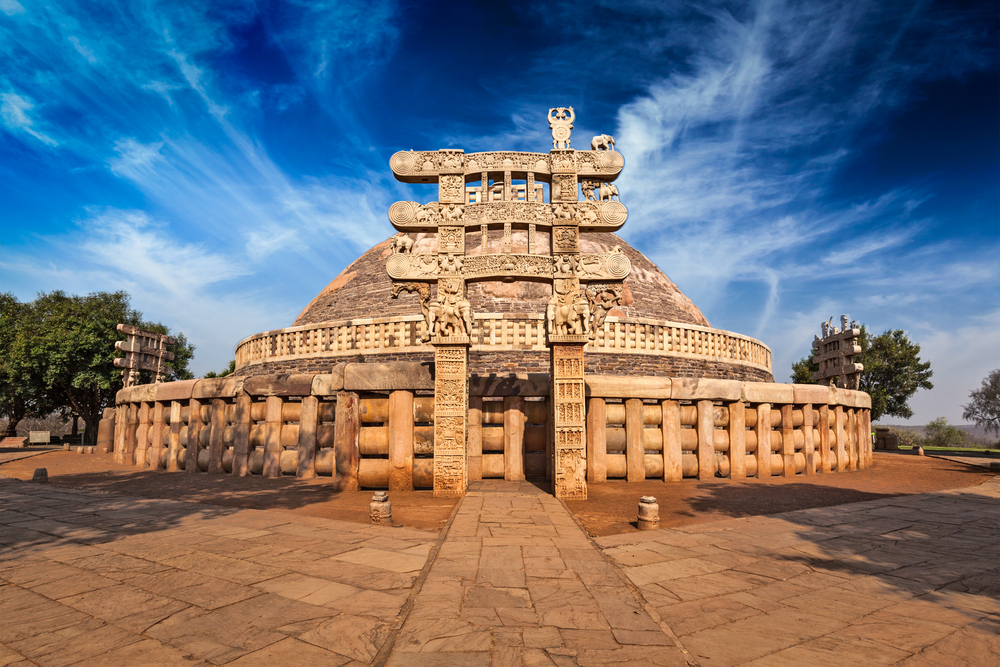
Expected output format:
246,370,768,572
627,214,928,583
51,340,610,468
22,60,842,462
295,232,709,327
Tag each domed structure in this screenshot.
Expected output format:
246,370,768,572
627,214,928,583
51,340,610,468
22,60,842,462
111,109,872,502
235,231,771,382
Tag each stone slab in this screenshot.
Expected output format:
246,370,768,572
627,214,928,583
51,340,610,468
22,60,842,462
587,376,671,399
344,362,434,391
671,378,742,401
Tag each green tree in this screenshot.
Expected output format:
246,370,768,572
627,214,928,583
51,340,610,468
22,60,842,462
923,417,969,448
791,325,933,421
0,294,58,435
962,369,1000,436
204,360,236,378
8,291,194,445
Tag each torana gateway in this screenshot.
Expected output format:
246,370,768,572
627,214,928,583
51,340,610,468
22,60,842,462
106,110,873,499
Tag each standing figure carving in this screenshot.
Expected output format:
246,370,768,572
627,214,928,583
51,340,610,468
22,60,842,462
581,180,598,201
590,134,615,151
548,107,575,149
586,286,623,338
548,279,590,336
430,282,472,338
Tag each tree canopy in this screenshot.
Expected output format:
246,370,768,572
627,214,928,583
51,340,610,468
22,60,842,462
791,325,933,422
963,369,1000,436
0,291,193,443
923,417,969,448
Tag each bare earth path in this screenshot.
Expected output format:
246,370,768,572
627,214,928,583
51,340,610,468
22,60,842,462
0,472,997,665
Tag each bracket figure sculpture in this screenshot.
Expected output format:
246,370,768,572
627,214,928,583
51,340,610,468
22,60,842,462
586,284,623,338
429,280,473,339
548,106,575,149
547,278,591,336
812,314,864,390
590,134,615,151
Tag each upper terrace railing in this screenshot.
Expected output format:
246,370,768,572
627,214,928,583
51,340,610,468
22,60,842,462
234,314,771,372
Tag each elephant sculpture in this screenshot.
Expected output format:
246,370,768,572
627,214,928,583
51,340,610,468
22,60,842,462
591,134,616,151
389,234,413,254
599,183,620,202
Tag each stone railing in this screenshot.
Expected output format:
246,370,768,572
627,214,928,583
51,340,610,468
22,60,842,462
106,366,870,494
234,315,771,373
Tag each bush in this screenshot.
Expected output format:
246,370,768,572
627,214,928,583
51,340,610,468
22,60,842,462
923,417,969,448
888,427,924,449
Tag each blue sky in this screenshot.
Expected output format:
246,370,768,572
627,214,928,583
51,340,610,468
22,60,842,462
1,0,996,425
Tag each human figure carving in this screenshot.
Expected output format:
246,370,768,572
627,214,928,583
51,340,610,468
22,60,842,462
586,287,622,337
547,280,589,336
599,183,620,202
590,134,616,151
581,180,598,201
431,284,472,338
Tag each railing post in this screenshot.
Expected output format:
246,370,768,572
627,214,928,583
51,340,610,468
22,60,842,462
803,404,815,476
335,391,360,491
388,390,414,490
468,396,483,482
208,399,226,474
781,404,795,477
167,401,182,472
298,395,318,479
835,405,846,473
818,404,831,473
662,400,682,482
187,398,202,473
232,394,252,477
755,403,771,478
696,400,715,480
504,395,525,481
263,396,283,478
626,398,645,482
587,397,606,483
729,401,746,480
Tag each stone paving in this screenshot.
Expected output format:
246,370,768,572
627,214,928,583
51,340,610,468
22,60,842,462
597,476,1000,666
0,477,438,666
1,474,998,666
385,480,689,666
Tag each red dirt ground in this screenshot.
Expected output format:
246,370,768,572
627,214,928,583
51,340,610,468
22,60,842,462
1,451,992,536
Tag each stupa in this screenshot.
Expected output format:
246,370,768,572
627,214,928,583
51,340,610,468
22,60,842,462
107,110,872,500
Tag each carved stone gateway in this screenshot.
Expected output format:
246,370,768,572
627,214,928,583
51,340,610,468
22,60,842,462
386,109,628,498
812,315,864,390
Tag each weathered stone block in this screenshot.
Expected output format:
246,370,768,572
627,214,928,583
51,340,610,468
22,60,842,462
470,373,550,396
244,374,315,396
155,379,198,401
671,378,741,401
192,376,243,399
792,384,831,405
344,362,434,391
587,376,671,399
742,382,794,404
130,383,158,402
311,373,344,396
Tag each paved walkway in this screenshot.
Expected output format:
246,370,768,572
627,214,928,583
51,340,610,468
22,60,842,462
1,474,998,666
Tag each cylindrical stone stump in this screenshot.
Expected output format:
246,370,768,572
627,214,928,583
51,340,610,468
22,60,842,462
637,496,659,530
370,491,392,525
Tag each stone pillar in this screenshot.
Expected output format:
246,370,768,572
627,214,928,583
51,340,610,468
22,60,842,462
388,390,413,490
186,398,202,474
803,404,816,476
755,404,771,478
125,404,139,465
662,400,682,482
729,401,746,480
502,222,512,254
527,172,535,202
149,401,165,470
819,404,831,473
586,397,606,483
208,399,226,474
134,402,150,468
167,401,182,472
231,394,252,477
626,398,644,482
551,337,587,500
835,405,846,473
480,224,488,253
781,404,795,478
468,396,483,482
504,395,525,481
432,340,469,497
334,391,360,491
297,395,318,479
263,396,283,478
528,223,536,254
696,400,715,480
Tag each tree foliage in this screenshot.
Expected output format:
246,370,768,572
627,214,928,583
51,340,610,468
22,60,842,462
0,293,59,434
791,325,933,422
962,369,1000,436
1,291,194,444
204,360,236,378
923,417,969,448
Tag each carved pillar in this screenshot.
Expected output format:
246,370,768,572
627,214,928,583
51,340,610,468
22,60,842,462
480,224,488,253
503,222,512,254
432,339,469,497
550,336,587,500
504,170,512,201
528,223,536,254
527,172,535,202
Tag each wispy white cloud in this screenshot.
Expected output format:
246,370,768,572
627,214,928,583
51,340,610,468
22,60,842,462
0,92,58,146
